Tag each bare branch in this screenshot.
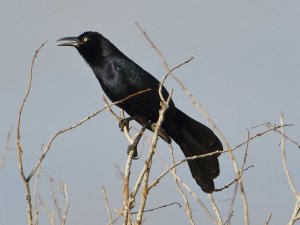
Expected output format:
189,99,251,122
27,88,151,182
158,56,194,101
61,183,69,225
208,194,222,225
101,187,113,225
215,165,253,192
264,212,272,225
135,23,252,224
253,122,300,148
135,90,173,225
280,113,300,201
280,113,300,225
238,130,251,225
102,96,134,145
149,141,217,222
16,41,47,225
16,42,152,225
33,151,42,225
288,202,300,225
122,134,139,225
131,202,181,214
0,126,12,171
149,150,222,190
49,178,62,223
234,124,293,151
223,211,234,225
38,194,55,225
168,145,196,225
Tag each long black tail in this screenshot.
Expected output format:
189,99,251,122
164,108,222,193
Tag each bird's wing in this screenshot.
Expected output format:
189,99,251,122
110,58,175,122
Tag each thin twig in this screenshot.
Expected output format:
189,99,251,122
149,150,222,190
280,113,300,202
122,124,148,225
280,113,300,225
208,194,222,225
215,165,253,192
122,146,135,225
106,215,121,225
275,130,300,149
102,96,121,120
238,130,251,225
61,183,69,225
239,179,249,225
49,178,62,223
254,122,300,148
289,202,300,225
179,181,216,222
102,96,134,145
233,124,293,151
27,89,151,182
168,145,196,225
223,211,234,225
227,179,239,225
225,130,251,224
33,158,42,225
241,129,250,171
101,187,113,225
0,127,12,171
149,121,291,191
16,41,47,225
38,194,55,225
158,57,194,101
132,202,181,214
264,212,272,225
149,122,288,191
150,141,217,222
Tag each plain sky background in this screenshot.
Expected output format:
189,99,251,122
1,0,299,224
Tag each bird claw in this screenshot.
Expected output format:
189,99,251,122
126,120,149,159
119,117,133,132
127,143,139,159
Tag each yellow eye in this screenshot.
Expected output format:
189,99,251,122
83,37,88,42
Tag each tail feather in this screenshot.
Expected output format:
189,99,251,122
165,108,222,193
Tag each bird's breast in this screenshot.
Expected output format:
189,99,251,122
92,67,131,102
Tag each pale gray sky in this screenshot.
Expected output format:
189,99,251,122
1,0,299,224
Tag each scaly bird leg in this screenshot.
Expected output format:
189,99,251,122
127,122,149,159
147,122,171,144
119,116,135,132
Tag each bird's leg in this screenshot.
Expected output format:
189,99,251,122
127,122,149,159
119,116,135,132
147,122,171,144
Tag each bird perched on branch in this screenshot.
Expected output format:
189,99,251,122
57,31,222,193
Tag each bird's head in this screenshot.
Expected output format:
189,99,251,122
57,31,105,66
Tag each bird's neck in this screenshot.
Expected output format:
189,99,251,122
101,38,119,58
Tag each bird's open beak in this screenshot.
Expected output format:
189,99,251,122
57,36,81,47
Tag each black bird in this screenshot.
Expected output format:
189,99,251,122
57,31,222,193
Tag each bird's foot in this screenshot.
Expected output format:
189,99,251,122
126,122,149,159
119,117,135,132
147,122,171,144
127,142,139,159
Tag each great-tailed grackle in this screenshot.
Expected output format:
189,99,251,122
57,31,222,193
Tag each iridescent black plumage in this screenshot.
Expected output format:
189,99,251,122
58,32,222,192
